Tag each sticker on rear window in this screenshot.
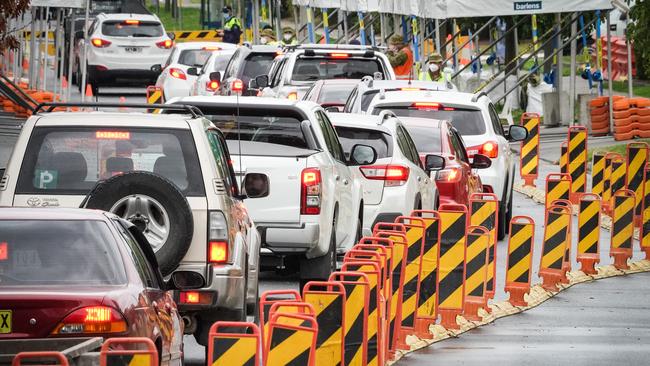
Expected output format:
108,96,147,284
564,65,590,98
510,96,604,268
33,169,58,189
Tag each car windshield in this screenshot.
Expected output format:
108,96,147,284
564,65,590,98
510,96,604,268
16,127,204,196
373,106,486,136
335,126,392,160
292,57,382,82
0,220,127,286
178,49,213,67
241,53,276,83
403,125,442,153
205,113,308,149
318,83,356,105
101,20,163,37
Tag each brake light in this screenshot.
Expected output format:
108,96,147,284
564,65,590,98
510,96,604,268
467,141,499,159
301,168,321,215
91,38,111,48
330,53,349,58
206,80,220,91
287,92,298,100
209,241,228,263
52,306,127,335
202,46,221,50
124,19,139,25
360,165,410,187
156,39,173,49
401,87,421,91
180,291,199,304
96,131,130,140
169,67,186,80
231,79,244,94
436,167,461,182
0,242,7,261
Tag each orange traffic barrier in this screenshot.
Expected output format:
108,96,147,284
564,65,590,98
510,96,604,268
545,173,572,209
589,96,610,136
100,338,158,366
258,289,301,343
577,193,602,275
550,199,574,284
597,36,636,82
642,163,650,260
504,216,535,306
610,189,636,270
13,352,69,366
539,203,572,291
264,313,318,366
208,322,261,366
462,225,490,321
303,281,347,366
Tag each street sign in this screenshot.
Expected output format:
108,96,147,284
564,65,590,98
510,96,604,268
30,0,85,8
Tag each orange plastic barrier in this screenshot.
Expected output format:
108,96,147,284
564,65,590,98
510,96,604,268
611,97,650,141
13,352,69,366
100,338,158,366
596,36,636,82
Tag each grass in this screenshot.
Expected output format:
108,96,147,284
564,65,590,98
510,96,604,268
605,81,650,99
149,5,201,31
587,139,650,162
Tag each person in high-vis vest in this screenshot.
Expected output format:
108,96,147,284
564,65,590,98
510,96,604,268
260,29,279,46
217,6,242,44
387,35,414,79
281,27,298,46
419,53,445,82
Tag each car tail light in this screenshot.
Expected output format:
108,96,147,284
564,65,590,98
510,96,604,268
156,39,173,49
330,53,349,58
401,87,421,91
360,165,410,187
202,46,222,50
91,38,111,48
179,291,213,305
206,80,220,91
0,242,7,261
169,67,187,80
436,167,461,182
301,168,321,215
467,141,499,159
208,211,229,264
231,79,244,94
412,102,440,110
287,92,298,100
124,19,140,25
52,306,127,335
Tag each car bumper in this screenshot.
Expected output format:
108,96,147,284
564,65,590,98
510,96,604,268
257,222,320,254
162,77,195,99
89,66,158,81
174,262,245,312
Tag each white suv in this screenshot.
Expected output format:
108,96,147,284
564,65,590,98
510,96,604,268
330,111,438,235
365,90,528,239
170,96,374,286
74,13,174,89
0,103,265,346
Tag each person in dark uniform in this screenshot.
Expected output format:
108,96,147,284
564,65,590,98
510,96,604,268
217,5,242,44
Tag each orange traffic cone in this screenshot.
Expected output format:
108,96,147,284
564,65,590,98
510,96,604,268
85,84,94,99
118,96,127,111
61,75,68,89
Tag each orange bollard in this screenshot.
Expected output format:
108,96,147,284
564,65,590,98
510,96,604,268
539,203,571,291
577,194,602,275
610,189,636,270
462,226,490,321
504,216,535,307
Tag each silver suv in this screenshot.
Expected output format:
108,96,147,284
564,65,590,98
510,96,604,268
0,103,266,346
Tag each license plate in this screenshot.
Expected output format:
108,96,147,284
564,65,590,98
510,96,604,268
0,310,11,334
124,47,141,53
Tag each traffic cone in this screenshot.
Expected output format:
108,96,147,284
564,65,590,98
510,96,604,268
85,84,94,99
118,96,127,111
61,75,68,89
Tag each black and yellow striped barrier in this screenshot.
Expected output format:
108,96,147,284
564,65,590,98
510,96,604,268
504,216,535,307
539,203,571,291
258,290,301,344
468,193,499,301
463,225,490,321
603,153,614,212
545,173,572,209
409,210,441,339
146,85,164,105
303,281,347,366
341,260,384,366
329,271,370,366
552,199,574,284
609,154,627,214
172,30,222,41
591,152,606,198
208,322,261,366
642,164,650,260
520,113,540,187
625,142,649,225
100,337,158,366
567,126,588,203
577,193,602,275
560,140,568,174
610,189,636,270
264,312,318,366
393,216,426,343
437,204,468,330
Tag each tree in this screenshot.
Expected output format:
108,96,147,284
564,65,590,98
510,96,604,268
0,0,30,50
628,2,649,79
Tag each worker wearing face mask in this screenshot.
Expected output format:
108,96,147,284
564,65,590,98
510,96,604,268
281,27,298,45
217,5,242,44
386,35,414,80
260,29,279,45
419,53,445,82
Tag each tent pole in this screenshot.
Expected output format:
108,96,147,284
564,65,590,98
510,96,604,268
625,10,633,97
343,10,348,43
570,12,577,125
435,18,441,53
452,19,458,69
380,13,385,45
556,13,563,124
607,11,614,133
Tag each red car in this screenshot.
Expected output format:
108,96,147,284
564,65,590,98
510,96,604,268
302,79,360,112
402,117,484,207
0,208,202,364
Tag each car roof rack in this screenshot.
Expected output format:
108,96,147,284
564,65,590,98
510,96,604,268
33,102,204,118
471,92,488,103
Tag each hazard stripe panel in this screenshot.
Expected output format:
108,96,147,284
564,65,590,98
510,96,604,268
625,143,649,217
591,152,606,197
545,173,571,209
567,126,588,196
520,113,540,182
469,195,498,298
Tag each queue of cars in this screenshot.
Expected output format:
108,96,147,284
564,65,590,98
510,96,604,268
0,40,528,358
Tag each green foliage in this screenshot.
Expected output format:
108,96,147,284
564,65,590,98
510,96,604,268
628,1,650,79
0,0,29,50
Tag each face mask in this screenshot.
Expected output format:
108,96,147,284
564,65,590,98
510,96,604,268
389,45,397,52
428,63,440,73
223,12,230,19
260,37,268,44
283,33,293,41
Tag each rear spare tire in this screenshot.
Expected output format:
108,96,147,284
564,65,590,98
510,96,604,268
85,171,194,275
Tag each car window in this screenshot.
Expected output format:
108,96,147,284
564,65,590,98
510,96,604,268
88,20,98,35
222,49,240,79
318,83,356,105
395,126,419,166
101,20,163,37
343,88,358,113
400,125,423,168
488,103,505,136
335,126,393,160
315,111,345,162
403,124,442,153
16,127,205,196
292,57,382,82
374,106,487,136
0,220,127,286
449,129,469,163
178,49,213,67
212,52,235,72
113,220,159,288
361,90,381,112
241,53,276,84
207,129,239,195
163,48,176,68
270,58,287,87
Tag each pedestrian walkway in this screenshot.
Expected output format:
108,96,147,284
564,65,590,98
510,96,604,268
404,272,650,365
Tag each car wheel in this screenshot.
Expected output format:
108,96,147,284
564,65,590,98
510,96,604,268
299,216,337,290
497,201,507,240
354,216,362,244
84,171,194,276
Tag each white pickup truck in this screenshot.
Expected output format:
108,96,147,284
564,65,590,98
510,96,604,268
170,96,377,284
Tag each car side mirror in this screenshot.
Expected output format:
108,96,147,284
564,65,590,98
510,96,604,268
349,144,377,166
169,271,205,290
255,75,269,88
507,125,529,142
187,67,199,76
209,71,222,82
167,32,176,40
425,154,445,171
151,64,162,73
243,173,270,198
471,153,492,169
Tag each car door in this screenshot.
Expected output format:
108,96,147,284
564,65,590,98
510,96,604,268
399,124,435,210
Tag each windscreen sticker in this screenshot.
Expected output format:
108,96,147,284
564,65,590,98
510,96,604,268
33,169,58,189
13,249,41,269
